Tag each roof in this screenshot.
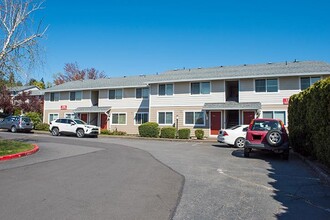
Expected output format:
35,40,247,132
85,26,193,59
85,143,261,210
7,85,37,92
203,102,261,110
74,106,112,113
44,61,330,92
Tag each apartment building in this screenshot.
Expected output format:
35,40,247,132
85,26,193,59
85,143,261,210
43,61,330,136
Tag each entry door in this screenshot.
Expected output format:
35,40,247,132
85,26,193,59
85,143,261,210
80,113,88,123
243,111,255,124
211,112,221,135
101,114,108,130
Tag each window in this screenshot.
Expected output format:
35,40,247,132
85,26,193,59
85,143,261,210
65,113,75,119
185,111,205,126
191,82,210,95
301,77,321,90
50,92,60,102
159,84,173,96
109,89,123,99
158,112,173,125
49,113,59,122
135,113,148,124
112,113,126,124
263,111,286,124
255,79,278,92
136,88,149,99
70,91,82,101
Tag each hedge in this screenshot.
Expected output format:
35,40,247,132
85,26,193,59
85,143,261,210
178,128,191,139
160,127,176,139
34,123,49,131
288,77,330,167
138,122,160,138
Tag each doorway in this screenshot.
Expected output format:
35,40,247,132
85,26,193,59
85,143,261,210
211,112,221,135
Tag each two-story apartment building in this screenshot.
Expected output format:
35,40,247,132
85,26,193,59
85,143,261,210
43,61,330,136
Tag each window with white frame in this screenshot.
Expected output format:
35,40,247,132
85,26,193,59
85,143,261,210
135,112,148,124
50,92,60,102
49,113,59,122
136,88,149,99
185,111,205,126
112,113,126,124
70,91,82,101
255,79,278,92
263,111,286,124
300,77,321,90
191,82,210,95
109,89,123,99
65,113,75,119
159,84,173,96
158,112,173,125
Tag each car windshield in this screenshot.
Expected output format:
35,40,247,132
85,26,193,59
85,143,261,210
252,120,280,131
229,125,241,130
74,119,87,125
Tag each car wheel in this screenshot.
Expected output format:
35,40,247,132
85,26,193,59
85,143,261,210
51,127,59,136
266,130,283,147
11,126,17,133
244,148,250,158
76,129,85,138
234,137,245,148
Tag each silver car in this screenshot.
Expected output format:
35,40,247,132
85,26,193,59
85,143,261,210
0,116,33,132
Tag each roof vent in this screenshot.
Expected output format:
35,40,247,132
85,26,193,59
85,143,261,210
243,64,247,66
139,74,146,77
293,59,299,63
197,67,202,69
123,76,126,78
268,62,272,64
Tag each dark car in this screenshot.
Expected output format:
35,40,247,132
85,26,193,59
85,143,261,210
0,116,33,133
244,118,289,160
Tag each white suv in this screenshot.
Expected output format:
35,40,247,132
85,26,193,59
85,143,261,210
49,118,99,138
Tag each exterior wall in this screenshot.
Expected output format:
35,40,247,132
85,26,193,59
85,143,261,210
149,80,225,107
108,107,149,134
239,77,301,104
44,91,92,110
99,88,149,109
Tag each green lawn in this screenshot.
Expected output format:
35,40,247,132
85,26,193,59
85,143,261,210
0,140,34,156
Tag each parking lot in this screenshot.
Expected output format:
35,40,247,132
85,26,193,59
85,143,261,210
0,132,329,219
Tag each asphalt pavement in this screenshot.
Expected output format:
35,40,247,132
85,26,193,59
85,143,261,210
0,132,329,220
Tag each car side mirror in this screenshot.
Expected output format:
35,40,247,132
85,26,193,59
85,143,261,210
70,122,75,126
243,128,248,132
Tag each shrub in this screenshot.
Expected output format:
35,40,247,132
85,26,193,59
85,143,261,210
101,129,111,135
34,123,49,131
110,129,126,136
138,122,160,138
178,128,191,139
195,129,204,139
25,112,42,127
160,127,176,139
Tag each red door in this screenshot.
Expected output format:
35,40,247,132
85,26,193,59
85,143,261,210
211,112,221,135
80,113,88,123
101,114,108,130
243,111,255,124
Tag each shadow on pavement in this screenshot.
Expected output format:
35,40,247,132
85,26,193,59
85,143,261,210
231,149,330,219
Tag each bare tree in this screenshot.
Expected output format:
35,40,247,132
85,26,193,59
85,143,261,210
53,62,107,85
0,0,48,79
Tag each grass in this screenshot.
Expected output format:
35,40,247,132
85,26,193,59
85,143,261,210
0,140,34,156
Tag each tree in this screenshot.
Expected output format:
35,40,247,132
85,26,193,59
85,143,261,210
13,90,43,113
53,62,107,85
0,85,13,113
0,0,48,79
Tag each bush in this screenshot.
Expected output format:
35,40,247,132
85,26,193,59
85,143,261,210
178,128,191,139
25,112,42,127
34,123,49,131
138,122,160,138
101,129,111,135
100,129,126,135
160,127,176,139
288,77,330,167
195,129,204,139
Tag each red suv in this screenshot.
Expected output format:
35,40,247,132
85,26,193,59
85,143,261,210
244,118,290,160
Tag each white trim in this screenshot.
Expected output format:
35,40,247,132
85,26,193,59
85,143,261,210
134,112,149,125
183,110,206,127
48,113,59,123
110,112,127,125
157,111,174,125
157,83,174,97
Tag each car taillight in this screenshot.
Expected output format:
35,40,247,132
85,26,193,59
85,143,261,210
223,131,228,136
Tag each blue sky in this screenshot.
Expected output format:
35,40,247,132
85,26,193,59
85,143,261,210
36,0,330,83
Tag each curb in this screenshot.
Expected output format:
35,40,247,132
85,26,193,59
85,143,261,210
292,151,330,185
0,144,39,161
